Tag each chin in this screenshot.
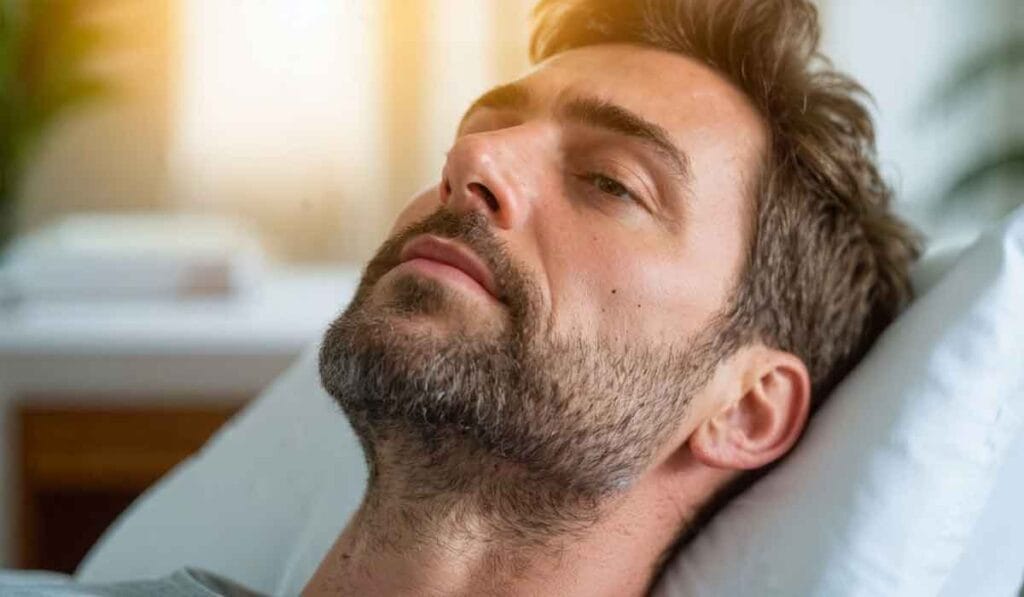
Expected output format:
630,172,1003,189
365,270,504,337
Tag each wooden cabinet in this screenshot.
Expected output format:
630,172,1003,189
13,400,242,572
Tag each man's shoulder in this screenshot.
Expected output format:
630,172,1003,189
0,567,267,597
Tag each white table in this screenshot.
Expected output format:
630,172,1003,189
0,265,360,569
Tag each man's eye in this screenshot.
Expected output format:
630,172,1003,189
587,173,635,202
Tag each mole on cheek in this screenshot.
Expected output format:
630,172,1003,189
611,288,617,294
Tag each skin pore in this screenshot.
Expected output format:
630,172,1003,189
305,43,810,596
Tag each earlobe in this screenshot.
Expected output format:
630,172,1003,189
689,350,811,471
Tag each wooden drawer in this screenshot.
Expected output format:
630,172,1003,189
13,400,243,572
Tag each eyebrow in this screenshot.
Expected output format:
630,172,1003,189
460,82,692,183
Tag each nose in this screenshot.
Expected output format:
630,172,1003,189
439,128,539,230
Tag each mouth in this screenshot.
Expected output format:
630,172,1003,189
397,235,502,303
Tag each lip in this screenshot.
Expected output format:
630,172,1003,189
398,235,501,302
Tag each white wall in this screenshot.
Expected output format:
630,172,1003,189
170,0,388,261
821,0,1017,247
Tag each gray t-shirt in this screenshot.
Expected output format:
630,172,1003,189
0,567,267,597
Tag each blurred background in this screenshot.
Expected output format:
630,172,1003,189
0,0,1019,573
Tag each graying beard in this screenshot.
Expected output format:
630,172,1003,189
319,290,719,538
317,207,724,538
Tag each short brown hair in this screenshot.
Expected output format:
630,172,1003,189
531,0,922,405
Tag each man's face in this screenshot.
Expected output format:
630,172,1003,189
320,44,766,500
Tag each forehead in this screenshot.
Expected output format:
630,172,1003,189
521,43,764,140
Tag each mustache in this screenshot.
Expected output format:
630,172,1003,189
359,208,538,324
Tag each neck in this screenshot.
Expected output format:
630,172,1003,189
302,438,687,597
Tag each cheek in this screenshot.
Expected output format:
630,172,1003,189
594,259,720,347
540,226,680,340
388,185,442,236
540,220,727,347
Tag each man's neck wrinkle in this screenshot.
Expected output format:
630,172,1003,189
301,435,671,597
368,435,607,548
304,484,653,597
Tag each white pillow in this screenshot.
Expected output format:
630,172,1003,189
938,426,1024,596
655,204,1024,596
78,206,1024,596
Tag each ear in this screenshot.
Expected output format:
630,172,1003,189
688,347,811,470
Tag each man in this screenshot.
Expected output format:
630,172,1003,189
306,0,919,595
1,0,918,595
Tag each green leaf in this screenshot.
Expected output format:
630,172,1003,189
23,74,110,140
0,1,28,135
925,37,1024,116
1,0,114,198
941,144,1024,206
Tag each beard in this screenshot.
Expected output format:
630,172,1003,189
319,208,728,518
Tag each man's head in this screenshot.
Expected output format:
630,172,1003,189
320,0,919,538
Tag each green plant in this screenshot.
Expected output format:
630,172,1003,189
929,36,1024,217
0,0,110,250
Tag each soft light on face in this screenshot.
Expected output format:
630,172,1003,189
389,43,765,350
319,43,768,504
